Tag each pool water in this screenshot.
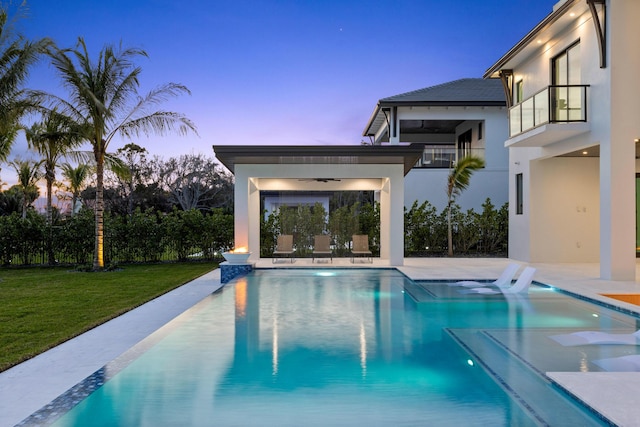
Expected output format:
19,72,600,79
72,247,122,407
43,269,635,426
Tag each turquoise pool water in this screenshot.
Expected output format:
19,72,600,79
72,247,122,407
40,268,637,426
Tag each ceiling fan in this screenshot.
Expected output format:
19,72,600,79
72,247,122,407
298,178,342,183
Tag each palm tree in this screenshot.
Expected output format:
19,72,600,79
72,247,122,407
60,162,91,216
46,38,197,269
10,159,42,219
24,110,82,225
0,4,50,165
446,155,485,257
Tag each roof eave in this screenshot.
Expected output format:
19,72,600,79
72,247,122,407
362,102,384,137
483,0,579,78
212,144,425,176
377,100,505,108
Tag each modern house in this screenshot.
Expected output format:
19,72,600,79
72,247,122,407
484,0,639,280
363,78,509,211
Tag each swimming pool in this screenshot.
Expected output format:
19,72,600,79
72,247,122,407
24,268,635,426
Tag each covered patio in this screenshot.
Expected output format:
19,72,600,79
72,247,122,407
213,144,424,266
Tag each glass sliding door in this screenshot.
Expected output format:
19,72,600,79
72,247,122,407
552,42,580,121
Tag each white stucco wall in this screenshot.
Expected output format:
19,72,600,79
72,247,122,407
528,157,600,262
404,168,508,213
401,106,509,212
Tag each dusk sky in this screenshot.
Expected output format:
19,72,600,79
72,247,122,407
10,0,557,166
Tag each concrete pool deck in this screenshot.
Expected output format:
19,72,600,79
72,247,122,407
2,258,640,426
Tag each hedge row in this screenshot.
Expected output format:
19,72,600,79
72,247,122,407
0,208,233,266
0,198,507,266
260,198,508,257
405,198,508,256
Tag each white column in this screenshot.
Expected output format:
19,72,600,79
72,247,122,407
379,166,405,265
600,0,639,280
389,169,405,265
248,178,261,259
233,165,250,252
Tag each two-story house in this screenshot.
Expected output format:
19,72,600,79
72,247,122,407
484,0,639,280
363,78,509,212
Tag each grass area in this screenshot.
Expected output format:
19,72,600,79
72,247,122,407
0,262,218,372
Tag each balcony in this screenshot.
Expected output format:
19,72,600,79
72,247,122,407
414,146,485,169
508,85,590,147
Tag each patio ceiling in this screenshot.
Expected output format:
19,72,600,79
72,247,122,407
557,140,640,158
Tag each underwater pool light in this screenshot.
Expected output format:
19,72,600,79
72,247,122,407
467,359,474,367
316,271,335,277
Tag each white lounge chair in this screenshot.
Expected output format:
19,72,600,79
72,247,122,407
459,286,502,295
549,329,640,347
450,263,520,288
593,355,640,371
461,266,536,295
501,266,536,294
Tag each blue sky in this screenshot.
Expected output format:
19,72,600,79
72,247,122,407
10,0,557,163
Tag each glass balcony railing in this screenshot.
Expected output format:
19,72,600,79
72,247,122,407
509,85,589,137
414,146,485,169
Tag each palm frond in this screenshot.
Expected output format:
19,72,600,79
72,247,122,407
115,111,198,141
446,155,485,203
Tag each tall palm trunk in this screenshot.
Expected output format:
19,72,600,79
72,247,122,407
45,171,55,265
447,201,453,257
45,175,53,224
94,153,105,269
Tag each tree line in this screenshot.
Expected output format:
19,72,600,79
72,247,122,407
1,3,199,270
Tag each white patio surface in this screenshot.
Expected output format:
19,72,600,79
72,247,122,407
2,258,640,426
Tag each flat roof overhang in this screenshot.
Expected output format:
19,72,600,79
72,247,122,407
212,144,425,176
506,122,591,148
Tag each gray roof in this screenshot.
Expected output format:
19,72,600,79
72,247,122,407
379,78,505,105
363,78,506,137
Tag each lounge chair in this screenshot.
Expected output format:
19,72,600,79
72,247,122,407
549,329,640,347
501,266,536,294
593,355,640,371
450,263,520,288
461,267,536,295
351,234,372,263
312,235,332,263
272,234,294,263
459,286,502,294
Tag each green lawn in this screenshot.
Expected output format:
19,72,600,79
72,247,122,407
0,262,218,372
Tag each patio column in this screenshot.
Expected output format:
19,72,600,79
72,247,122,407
379,165,405,265
234,165,260,260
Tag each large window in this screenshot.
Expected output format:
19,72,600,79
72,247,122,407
552,42,581,121
516,173,523,215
